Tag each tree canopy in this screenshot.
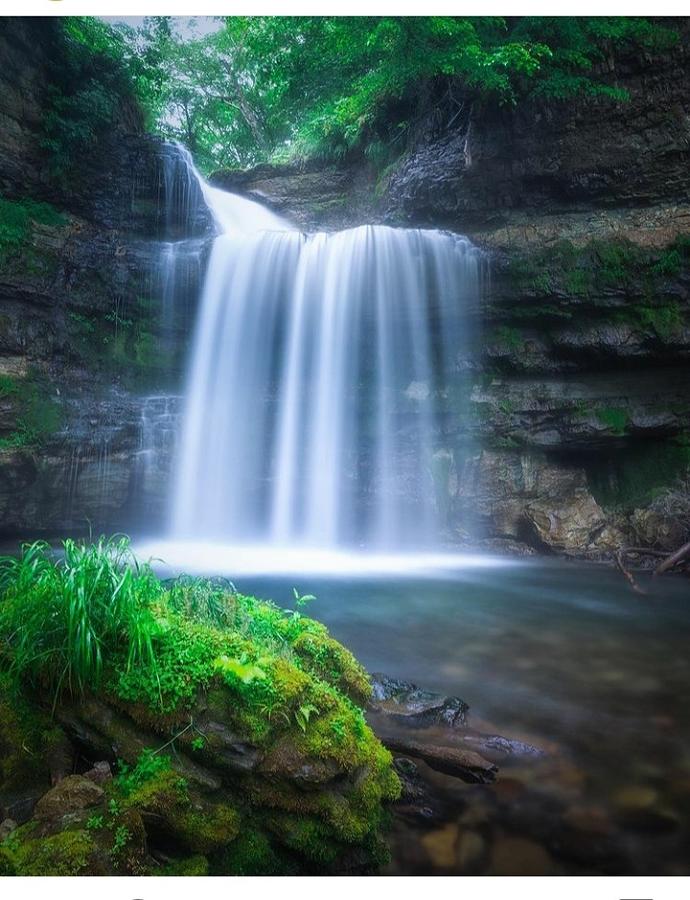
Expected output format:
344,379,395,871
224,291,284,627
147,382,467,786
55,16,679,173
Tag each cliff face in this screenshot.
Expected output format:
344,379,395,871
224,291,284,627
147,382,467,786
2,19,689,556
0,20,211,537
213,30,690,556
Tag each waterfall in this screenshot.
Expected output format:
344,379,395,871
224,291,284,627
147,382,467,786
166,146,481,553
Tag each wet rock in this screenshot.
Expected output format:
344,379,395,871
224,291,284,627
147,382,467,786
370,673,468,728
0,788,49,826
258,740,343,787
34,776,104,822
525,492,610,555
392,757,438,820
460,732,545,761
82,761,112,785
46,732,75,785
383,736,497,784
201,720,263,773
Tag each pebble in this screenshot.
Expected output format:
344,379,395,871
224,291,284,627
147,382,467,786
612,785,658,812
489,836,554,875
420,823,459,869
456,829,486,872
562,804,612,836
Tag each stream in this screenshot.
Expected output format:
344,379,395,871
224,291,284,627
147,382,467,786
178,555,690,875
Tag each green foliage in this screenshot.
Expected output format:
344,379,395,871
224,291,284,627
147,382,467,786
0,196,65,263
0,540,402,875
114,748,173,797
42,19,136,180
0,375,63,452
494,325,524,351
0,536,162,703
67,296,177,393
110,825,132,859
505,236,688,337
99,16,677,170
589,439,690,509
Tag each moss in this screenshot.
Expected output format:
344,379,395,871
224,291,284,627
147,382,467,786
156,854,210,876
506,234,689,310
493,325,525,351
0,672,54,792
117,754,239,854
588,439,690,509
267,814,343,868
1,556,400,875
0,371,63,451
634,300,682,339
175,804,241,854
7,827,94,876
0,195,66,263
595,406,630,436
214,826,291,875
292,631,372,706
0,846,15,875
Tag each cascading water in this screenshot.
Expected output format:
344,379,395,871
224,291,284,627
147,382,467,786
164,146,482,557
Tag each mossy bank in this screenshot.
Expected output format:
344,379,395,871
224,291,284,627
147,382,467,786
0,538,400,875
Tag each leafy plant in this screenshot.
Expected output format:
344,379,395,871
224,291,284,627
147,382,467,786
292,588,316,609
114,749,172,797
110,825,131,859
294,703,319,733
0,536,162,704
213,654,267,685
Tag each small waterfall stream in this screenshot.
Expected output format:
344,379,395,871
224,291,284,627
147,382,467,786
165,145,481,553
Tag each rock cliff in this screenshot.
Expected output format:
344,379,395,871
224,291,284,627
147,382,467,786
0,20,211,537
211,26,690,557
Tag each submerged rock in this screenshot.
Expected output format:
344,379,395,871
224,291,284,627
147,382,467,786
370,673,469,728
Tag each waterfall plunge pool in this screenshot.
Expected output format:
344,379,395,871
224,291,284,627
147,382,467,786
134,541,690,875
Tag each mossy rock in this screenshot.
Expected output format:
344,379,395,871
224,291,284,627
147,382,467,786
0,554,400,874
0,672,56,800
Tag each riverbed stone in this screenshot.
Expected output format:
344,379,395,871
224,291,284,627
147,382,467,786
489,836,554,875
420,823,458,869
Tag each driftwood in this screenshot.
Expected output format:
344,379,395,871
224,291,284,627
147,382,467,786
615,549,647,595
615,540,690,593
654,539,690,576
